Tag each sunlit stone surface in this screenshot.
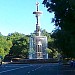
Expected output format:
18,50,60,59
29,2,48,59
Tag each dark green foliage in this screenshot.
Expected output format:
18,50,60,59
43,0,75,58
41,29,59,58
8,32,29,58
0,33,12,58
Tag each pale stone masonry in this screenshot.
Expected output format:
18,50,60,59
29,2,48,59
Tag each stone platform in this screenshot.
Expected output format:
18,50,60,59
11,58,58,64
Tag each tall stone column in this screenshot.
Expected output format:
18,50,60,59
33,2,42,36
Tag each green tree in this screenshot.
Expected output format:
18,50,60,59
0,48,4,58
43,0,75,58
7,32,25,42
0,34,12,58
9,32,29,58
41,29,59,58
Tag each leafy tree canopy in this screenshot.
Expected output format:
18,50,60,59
43,0,75,58
0,34,12,58
8,32,29,58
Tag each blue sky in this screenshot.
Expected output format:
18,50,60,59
0,0,55,36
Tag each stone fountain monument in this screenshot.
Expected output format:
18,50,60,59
29,2,48,59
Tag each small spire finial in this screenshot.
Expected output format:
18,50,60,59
36,2,39,6
36,2,39,11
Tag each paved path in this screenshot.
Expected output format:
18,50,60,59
0,63,75,75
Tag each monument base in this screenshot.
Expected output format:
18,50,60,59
11,58,58,64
